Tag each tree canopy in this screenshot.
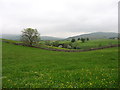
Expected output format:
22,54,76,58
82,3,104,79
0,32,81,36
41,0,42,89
71,38,76,43
21,28,40,46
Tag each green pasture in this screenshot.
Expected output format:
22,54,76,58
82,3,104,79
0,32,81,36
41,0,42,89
69,39,118,49
2,42,119,88
41,39,118,50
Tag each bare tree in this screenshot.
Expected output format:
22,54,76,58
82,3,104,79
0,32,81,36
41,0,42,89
21,28,40,46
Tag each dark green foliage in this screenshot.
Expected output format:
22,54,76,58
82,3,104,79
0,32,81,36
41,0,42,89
45,40,51,46
63,43,68,48
71,38,76,43
70,42,78,49
78,38,80,41
73,47,76,49
76,47,81,49
87,38,89,41
21,28,40,46
52,41,59,47
81,38,85,43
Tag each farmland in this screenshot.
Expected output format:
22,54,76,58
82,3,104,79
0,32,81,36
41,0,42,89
2,39,119,88
40,39,118,50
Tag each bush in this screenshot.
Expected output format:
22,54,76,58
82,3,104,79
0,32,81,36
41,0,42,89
76,47,81,49
45,41,51,46
78,38,80,41
71,38,76,43
63,43,69,48
70,42,79,49
52,41,59,47
67,45,72,49
81,38,85,43
86,38,89,41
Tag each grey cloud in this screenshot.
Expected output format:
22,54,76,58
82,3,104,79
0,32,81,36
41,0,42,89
0,0,118,38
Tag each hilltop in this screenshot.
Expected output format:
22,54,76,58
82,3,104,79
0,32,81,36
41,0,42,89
66,32,119,40
1,32,119,41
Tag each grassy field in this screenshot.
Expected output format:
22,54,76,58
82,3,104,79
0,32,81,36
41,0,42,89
2,42,119,88
2,39,118,50
59,39,118,49
40,39,118,50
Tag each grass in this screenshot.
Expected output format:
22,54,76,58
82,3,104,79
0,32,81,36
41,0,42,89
39,44,74,50
40,39,118,50
2,42,119,88
2,39,22,43
59,39,118,49
2,38,119,50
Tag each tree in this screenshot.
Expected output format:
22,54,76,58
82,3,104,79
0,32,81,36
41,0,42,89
52,41,59,47
70,42,78,49
63,43,69,48
78,38,80,41
71,38,76,43
21,28,40,46
81,38,85,43
45,40,51,46
86,38,89,41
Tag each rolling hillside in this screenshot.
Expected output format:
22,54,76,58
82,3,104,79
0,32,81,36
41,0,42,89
1,32,119,41
66,32,119,40
2,41,118,88
40,36,64,40
1,34,64,41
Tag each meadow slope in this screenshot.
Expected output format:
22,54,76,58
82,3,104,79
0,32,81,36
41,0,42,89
2,42,118,88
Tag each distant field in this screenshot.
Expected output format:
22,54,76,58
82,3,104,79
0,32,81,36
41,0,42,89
60,39,118,49
40,39,118,50
2,42,118,88
2,39,119,50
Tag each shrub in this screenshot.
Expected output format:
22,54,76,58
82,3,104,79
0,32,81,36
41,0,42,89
78,38,80,41
52,41,59,47
81,38,85,43
71,38,76,43
45,41,51,46
87,38,89,41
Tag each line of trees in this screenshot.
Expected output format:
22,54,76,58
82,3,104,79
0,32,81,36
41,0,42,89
20,28,90,48
71,37,89,43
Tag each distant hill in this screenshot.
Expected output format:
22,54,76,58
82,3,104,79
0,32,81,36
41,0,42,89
1,34,21,41
41,36,64,40
1,32,119,41
1,34,64,41
66,32,119,40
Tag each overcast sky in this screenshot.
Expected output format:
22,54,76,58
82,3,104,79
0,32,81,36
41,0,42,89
0,0,119,38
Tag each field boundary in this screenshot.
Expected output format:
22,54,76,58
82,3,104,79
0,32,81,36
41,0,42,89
33,44,119,52
2,40,120,52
